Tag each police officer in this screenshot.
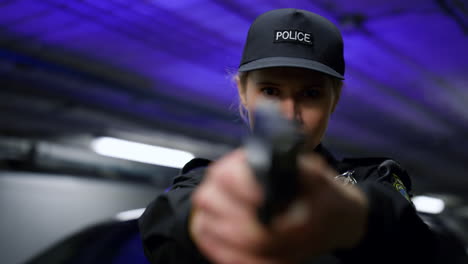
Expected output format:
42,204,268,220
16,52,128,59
139,8,440,264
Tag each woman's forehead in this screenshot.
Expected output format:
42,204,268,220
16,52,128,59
249,67,328,85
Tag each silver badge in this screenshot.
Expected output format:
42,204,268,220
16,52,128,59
334,170,357,185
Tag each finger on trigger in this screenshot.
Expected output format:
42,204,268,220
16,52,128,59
217,160,264,208
195,181,253,220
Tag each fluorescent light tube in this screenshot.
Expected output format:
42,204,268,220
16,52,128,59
115,208,146,221
91,137,194,169
412,195,445,214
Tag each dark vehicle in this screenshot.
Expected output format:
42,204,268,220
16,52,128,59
25,217,150,264
0,168,165,264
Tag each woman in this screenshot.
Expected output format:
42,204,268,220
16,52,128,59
139,8,438,264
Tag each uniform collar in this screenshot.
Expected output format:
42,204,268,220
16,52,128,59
314,143,340,171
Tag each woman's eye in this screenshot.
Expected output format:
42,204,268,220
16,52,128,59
260,87,279,97
301,88,320,98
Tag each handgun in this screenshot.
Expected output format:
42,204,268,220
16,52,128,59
244,100,304,226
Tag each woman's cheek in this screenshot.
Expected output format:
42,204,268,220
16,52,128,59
302,109,330,143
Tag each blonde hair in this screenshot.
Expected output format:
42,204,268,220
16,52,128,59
236,71,250,124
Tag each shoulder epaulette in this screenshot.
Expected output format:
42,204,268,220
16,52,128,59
339,157,390,171
340,157,413,195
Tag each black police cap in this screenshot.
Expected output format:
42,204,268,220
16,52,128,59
239,8,345,80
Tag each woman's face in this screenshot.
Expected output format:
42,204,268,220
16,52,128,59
237,67,340,149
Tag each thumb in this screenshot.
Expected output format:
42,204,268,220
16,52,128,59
298,153,337,190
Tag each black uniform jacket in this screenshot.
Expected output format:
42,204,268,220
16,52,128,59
139,145,440,264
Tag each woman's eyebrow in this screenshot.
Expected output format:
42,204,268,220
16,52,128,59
302,79,328,88
303,84,326,88
255,81,281,86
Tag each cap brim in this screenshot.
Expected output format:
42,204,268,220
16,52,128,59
238,57,344,80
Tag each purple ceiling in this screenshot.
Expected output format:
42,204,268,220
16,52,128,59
0,0,467,197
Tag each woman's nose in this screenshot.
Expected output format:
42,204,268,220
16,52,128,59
279,98,298,121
